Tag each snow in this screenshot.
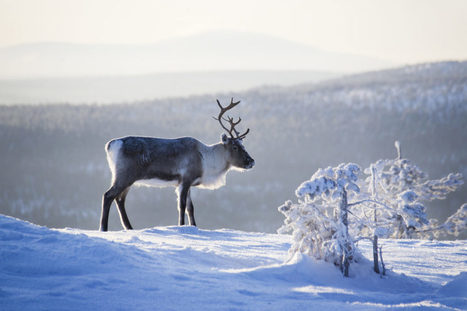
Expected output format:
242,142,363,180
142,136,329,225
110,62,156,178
1,214,466,310
295,163,361,200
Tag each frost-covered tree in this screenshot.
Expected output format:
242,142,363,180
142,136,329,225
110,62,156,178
279,144,465,278
349,164,389,274
415,203,467,239
279,143,465,278
348,142,465,273
278,163,362,277
442,203,467,236
360,141,464,239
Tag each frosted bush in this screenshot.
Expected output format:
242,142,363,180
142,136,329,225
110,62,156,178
279,163,362,276
279,143,466,277
361,147,464,239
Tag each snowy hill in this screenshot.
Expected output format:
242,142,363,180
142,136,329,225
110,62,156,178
0,61,465,234
1,214,466,310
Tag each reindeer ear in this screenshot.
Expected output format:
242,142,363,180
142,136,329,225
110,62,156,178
221,133,229,144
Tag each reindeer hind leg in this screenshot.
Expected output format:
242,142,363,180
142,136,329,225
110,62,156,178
115,187,133,230
100,183,128,231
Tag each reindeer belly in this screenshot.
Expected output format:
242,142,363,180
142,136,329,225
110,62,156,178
134,178,179,188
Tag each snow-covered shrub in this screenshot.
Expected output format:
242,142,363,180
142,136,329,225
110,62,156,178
361,143,464,239
279,142,465,278
278,163,362,277
278,200,336,262
442,204,467,237
279,143,466,278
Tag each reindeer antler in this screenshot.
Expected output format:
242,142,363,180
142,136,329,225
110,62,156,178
214,98,250,139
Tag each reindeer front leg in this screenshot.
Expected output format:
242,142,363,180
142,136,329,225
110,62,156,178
186,189,196,226
176,183,190,226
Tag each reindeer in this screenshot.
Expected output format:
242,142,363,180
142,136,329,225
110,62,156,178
99,98,255,231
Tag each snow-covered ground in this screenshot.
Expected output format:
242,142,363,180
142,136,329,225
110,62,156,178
1,214,466,310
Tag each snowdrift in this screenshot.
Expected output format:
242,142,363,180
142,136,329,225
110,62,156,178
1,214,465,310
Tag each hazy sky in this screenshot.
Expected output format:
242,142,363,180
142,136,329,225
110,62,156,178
0,0,466,63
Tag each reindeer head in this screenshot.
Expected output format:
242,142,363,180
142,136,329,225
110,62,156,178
215,98,255,170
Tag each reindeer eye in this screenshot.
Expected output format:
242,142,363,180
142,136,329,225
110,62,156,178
233,145,238,151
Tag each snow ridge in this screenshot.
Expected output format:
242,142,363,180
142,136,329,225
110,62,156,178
0,214,466,310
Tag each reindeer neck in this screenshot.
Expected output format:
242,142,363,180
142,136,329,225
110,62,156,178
207,143,230,173
197,142,231,190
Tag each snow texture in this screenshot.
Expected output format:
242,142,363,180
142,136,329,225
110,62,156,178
1,214,466,310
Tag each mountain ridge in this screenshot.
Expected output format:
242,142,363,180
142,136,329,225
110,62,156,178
0,30,394,79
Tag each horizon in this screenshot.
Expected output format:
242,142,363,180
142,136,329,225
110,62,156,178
0,60,464,105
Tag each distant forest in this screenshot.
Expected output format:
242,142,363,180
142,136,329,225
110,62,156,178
0,61,466,236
